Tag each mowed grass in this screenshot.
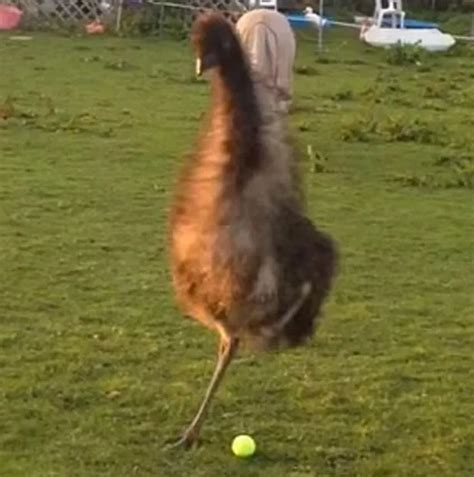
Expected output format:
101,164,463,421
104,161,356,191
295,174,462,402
0,27,473,477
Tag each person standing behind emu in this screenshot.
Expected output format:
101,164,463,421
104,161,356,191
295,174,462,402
236,8,296,119
237,8,301,201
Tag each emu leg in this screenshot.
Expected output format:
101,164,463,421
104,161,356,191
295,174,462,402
166,335,238,449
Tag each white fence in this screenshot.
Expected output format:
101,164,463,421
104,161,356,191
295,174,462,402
0,0,248,27
3,0,111,22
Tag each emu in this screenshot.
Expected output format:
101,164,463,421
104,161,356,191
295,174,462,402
168,12,337,448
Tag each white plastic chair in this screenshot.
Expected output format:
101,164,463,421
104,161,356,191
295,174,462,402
374,0,405,29
251,0,278,10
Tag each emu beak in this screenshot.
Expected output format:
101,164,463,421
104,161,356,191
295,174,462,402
196,58,202,76
195,53,217,77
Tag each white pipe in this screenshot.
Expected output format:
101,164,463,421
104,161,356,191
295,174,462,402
318,0,324,52
329,20,361,29
452,34,474,42
115,0,123,32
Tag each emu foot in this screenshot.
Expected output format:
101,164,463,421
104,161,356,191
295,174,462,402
164,430,200,450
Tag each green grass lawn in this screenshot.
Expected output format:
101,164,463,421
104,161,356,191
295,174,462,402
0,27,473,477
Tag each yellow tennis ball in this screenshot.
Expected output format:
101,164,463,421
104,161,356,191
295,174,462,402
231,434,256,457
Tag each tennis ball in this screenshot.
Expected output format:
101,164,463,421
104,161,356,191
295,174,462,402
231,434,256,457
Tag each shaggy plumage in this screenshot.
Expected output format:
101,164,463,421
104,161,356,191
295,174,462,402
167,13,337,448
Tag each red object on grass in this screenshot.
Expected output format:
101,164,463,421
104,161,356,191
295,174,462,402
0,4,22,30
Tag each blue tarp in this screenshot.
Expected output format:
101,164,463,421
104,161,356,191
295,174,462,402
286,14,438,30
381,18,438,29
286,14,331,29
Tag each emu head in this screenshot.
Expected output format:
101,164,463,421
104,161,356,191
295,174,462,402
192,13,241,76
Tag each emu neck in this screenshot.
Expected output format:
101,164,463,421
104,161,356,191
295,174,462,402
208,64,261,168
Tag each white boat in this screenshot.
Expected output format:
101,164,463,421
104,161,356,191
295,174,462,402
360,0,456,52
363,26,456,52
